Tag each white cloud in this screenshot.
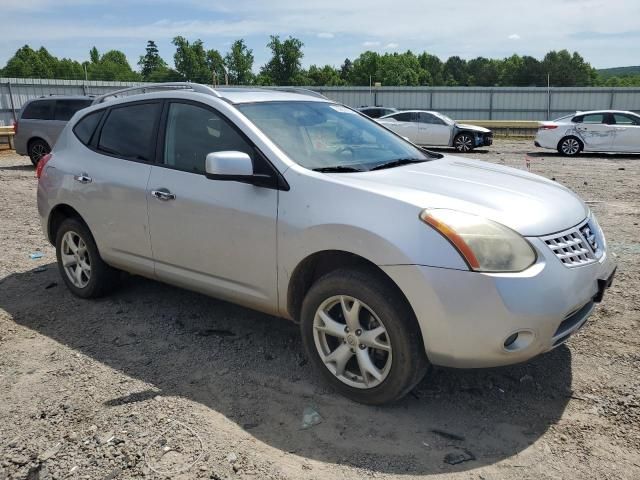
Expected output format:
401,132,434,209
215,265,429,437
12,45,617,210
362,41,380,47
384,42,399,49
508,33,521,40
317,32,335,39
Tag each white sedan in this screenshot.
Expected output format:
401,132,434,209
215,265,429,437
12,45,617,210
535,110,640,155
377,110,493,152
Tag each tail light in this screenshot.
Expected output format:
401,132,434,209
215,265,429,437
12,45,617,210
36,153,52,179
12,120,18,135
538,125,558,130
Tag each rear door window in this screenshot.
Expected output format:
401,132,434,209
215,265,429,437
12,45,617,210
21,100,55,120
612,113,640,125
581,113,606,124
389,112,414,122
55,99,92,121
73,110,104,146
97,102,162,161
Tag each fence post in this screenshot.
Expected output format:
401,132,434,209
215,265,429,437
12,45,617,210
429,90,433,110
609,89,615,109
7,80,17,122
547,88,552,120
489,89,494,120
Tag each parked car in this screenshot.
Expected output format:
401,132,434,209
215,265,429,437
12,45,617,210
357,106,399,118
536,110,640,156
377,110,493,152
37,83,616,405
15,96,93,165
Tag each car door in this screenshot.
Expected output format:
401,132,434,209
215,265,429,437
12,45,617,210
610,113,640,152
70,101,160,276
573,113,615,151
20,99,56,147
380,112,419,142
146,100,278,312
417,112,452,146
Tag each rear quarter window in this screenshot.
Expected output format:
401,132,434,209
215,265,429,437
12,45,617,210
55,100,92,121
21,100,55,120
73,110,104,146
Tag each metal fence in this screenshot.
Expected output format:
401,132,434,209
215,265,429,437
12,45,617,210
2,77,640,126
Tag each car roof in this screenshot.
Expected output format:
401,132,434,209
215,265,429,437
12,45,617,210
27,95,93,102
379,109,438,118
571,109,638,116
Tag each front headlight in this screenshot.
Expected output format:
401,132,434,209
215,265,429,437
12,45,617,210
420,209,536,272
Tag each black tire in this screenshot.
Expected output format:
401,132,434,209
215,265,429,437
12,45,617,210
300,268,429,405
55,218,119,298
453,132,474,153
557,136,583,156
28,138,51,166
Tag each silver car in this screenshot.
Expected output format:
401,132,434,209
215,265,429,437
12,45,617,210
15,96,93,165
37,83,616,405
377,110,493,152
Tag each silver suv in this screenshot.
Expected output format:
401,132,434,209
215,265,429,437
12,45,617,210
37,83,616,404
15,96,93,165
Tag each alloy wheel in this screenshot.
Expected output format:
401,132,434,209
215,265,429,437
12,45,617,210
31,144,48,162
455,135,473,152
61,231,91,288
313,295,392,389
561,138,580,155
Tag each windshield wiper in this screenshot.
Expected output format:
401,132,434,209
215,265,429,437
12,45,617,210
369,158,427,171
313,166,363,173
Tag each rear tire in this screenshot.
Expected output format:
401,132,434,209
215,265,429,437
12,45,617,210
454,133,474,153
300,268,429,405
28,139,50,166
55,218,119,298
557,136,583,156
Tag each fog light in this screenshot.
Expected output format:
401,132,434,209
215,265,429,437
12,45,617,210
504,333,519,348
503,330,535,352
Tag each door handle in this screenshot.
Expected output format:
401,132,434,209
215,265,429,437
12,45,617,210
73,173,92,184
151,188,176,201
614,127,626,131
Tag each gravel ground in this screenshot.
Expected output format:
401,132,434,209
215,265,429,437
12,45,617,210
1,138,639,480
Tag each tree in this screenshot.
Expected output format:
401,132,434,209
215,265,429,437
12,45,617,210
172,36,210,83
339,58,353,82
260,35,304,85
206,49,226,85
443,56,469,86
89,46,100,64
87,49,140,81
306,65,346,86
466,57,501,86
138,40,167,81
224,40,254,84
348,51,380,85
417,52,443,85
542,50,597,86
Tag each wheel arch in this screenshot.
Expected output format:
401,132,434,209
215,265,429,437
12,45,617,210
27,136,50,151
286,249,418,327
47,204,89,245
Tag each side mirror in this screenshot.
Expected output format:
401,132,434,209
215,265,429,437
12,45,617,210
205,151,253,177
205,151,280,189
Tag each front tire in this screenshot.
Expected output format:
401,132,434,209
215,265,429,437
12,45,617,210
55,218,119,298
558,136,583,156
28,139,50,166
453,133,474,153
300,268,429,405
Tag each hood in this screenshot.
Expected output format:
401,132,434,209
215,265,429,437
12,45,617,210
455,123,491,133
333,156,588,236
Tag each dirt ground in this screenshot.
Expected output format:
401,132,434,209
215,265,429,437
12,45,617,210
0,138,639,480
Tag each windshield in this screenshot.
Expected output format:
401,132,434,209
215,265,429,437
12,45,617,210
237,101,433,171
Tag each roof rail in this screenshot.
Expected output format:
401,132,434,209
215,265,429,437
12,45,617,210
256,87,329,100
91,82,221,105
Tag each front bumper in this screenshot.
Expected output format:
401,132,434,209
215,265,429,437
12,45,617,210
381,238,616,368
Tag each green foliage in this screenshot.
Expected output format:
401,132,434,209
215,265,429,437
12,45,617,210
224,39,254,85
260,36,304,86
2,40,639,87
138,40,168,81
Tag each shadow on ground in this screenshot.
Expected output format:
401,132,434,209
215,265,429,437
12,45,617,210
1,265,573,475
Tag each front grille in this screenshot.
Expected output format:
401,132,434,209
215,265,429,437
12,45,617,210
542,218,602,268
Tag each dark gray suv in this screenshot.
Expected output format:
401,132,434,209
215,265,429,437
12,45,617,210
15,96,92,165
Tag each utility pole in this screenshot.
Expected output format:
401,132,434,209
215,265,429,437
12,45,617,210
84,65,88,81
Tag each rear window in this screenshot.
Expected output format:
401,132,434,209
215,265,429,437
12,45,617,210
97,102,161,161
389,112,414,122
73,110,104,146
55,99,92,121
21,100,55,120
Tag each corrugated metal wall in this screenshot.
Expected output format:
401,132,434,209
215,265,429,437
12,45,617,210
2,78,640,126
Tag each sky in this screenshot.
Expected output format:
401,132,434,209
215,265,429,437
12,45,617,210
2,0,640,71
